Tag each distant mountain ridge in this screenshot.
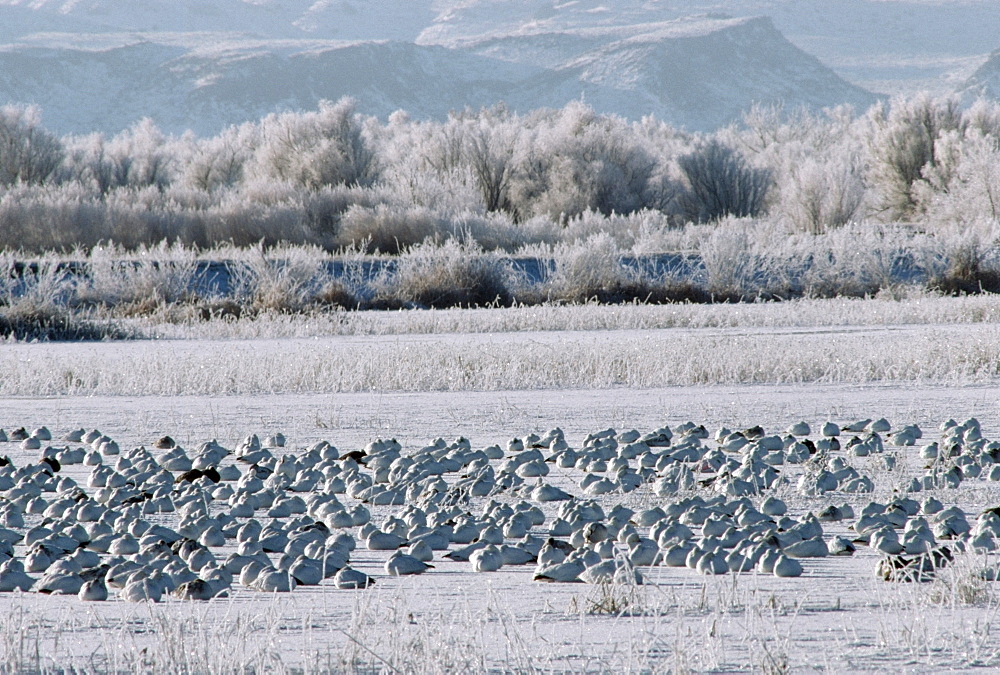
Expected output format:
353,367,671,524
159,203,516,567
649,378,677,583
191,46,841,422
0,15,878,136
960,48,1000,103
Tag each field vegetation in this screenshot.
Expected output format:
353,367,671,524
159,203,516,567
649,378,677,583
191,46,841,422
0,95,997,320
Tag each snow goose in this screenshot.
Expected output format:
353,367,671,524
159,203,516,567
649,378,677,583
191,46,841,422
783,537,828,558
385,550,433,576
61,428,85,443
772,554,803,577
696,551,729,575
366,530,405,551
535,540,567,567
756,548,781,574
786,421,811,437
36,561,84,595
877,547,952,582
239,561,268,588
827,537,857,556
334,567,375,589
498,544,535,566
121,576,164,602
200,566,232,594
470,545,503,572
444,541,488,562
656,526,694,561
580,559,643,586
533,556,584,583
289,556,323,586
625,538,659,566
252,568,295,592
0,558,34,592
171,578,216,600
869,527,904,555
405,540,434,563
24,544,55,573
79,577,109,601
530,482,573,503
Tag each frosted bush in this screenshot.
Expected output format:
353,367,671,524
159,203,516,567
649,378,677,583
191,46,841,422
245,98,379,190
799,223,919,298
0,183,103,251
506,102,664,221
919,129,1000,225
784,152,866,233
698,218,791,298
676,140,771,223
73,241,199,312
0,104,64,186
371,239,516,309
866,94,965,220
179,121,257,192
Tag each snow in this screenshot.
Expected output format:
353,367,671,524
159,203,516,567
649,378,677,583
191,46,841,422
1,301,1000,670
3,382,1000,670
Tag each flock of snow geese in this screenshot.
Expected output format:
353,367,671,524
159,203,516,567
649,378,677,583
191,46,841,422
0,415,997,602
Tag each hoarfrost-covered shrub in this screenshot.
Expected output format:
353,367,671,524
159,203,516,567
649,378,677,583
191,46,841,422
72,242,199,312
0,257,129,340
336,205,550,254
867,94,965,220
507,102,664,221
532,233,696,304
699,219,792,299
783,150,866,233
180,122,257,192
223,245,334,314
338,205,450,254
927,225,1000,295
372,239,515,309
0,104,64,186
676,140,771,223
918,129,1000,226
246,98,378,190
63,118,178,192
0,183,103,251
798,223,917,298
456,107,518,214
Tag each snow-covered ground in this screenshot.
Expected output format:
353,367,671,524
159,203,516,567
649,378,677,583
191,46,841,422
3,384,1000,671
2,301,1000,672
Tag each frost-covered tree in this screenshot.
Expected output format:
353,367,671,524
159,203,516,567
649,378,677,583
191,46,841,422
867,94,965,220
676,140,771,223
782,150,866,233
246,98,379,190
61,118,176,193
919,128,1000,225
458,106,518,214
0,104,64,186
507,102,660,221
181,121,257,192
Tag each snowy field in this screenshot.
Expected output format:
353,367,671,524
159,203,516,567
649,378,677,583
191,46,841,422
2,298,1000,672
